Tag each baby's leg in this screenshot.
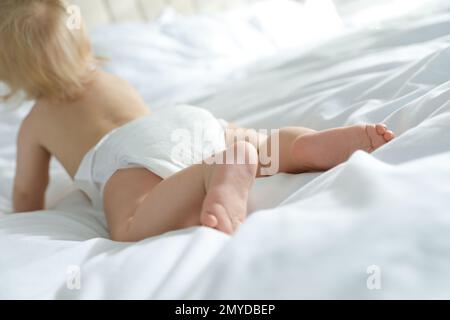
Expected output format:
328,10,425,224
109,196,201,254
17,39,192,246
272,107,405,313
103,141,258,242
289,124,395,171
226,124,394,174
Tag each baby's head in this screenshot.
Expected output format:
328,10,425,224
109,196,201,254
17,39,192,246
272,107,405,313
0,0,97,101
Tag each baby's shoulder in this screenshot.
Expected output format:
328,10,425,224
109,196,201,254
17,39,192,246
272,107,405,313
18,99,49,135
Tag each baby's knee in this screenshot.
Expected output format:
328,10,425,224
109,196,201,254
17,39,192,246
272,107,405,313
109,229,131,242
109,217,137,242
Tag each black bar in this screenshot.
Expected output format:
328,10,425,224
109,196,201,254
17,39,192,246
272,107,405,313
0,300,448,318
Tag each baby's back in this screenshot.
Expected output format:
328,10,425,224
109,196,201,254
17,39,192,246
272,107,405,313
24,71,150,178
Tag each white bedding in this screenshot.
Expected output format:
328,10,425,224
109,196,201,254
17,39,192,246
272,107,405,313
1,1,450,299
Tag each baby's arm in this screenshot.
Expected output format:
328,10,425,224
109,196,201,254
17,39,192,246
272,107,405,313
13,117,50,213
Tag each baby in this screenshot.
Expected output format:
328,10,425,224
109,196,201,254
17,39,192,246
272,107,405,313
1,0,394,242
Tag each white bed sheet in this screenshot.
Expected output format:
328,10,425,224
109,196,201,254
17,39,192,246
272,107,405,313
1,1,450,299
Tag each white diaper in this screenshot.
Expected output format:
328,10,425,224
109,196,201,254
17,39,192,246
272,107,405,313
74,105,228,209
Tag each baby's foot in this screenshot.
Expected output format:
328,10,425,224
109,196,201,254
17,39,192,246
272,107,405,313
292,123,395,171
200,142,258,234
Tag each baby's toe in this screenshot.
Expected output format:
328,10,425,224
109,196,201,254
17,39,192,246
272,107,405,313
376,124,387,135
366,124,386,149
201,212,218,228
202,203,234,234
383,130,395,141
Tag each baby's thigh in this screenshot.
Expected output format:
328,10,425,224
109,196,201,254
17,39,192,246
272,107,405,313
103,168,162,238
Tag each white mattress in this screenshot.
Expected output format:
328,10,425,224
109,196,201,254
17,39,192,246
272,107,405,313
1,1,450,299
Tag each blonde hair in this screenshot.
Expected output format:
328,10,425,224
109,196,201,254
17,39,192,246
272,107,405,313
0,0,99,101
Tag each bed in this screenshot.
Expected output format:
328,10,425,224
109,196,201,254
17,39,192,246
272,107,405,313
70,0,271,28
1,0,450,299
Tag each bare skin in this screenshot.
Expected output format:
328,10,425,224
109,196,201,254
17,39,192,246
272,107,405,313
13,70,150,211
13,70,395,240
